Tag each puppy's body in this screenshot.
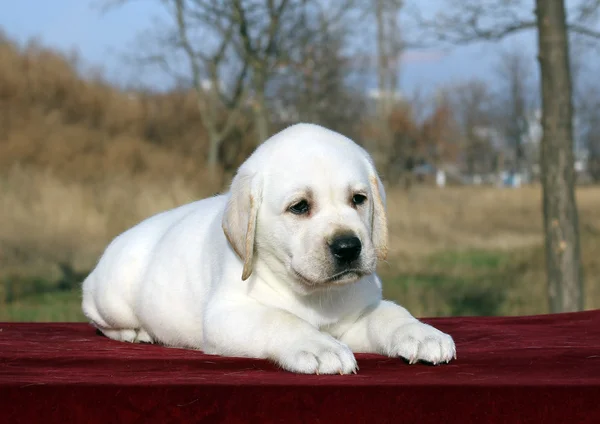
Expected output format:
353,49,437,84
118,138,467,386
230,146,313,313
83,195,378,348
83,196,224,347
82,123,456,374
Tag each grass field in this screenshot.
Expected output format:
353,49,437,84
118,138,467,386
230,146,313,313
2,168,599,322
2,37,598,322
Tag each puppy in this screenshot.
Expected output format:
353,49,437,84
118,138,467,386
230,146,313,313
82,123,456,374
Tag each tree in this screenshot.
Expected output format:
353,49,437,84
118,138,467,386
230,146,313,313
171,1,353,147
104,0,323,177
409,0,600,312
375,0,404,183
447,79,496,178
410,0,600,43
349,0,407,184
374,0,404,119
104,0,249,180
420,91,461,171
270,7,366,137
578,82,600,182
386,103,421,188
217,0,317,145
495,48,535,179
536,0,583,312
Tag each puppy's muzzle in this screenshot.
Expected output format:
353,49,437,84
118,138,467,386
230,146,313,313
329,235,362,265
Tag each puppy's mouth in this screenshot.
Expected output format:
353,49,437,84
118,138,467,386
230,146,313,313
292,268,364,287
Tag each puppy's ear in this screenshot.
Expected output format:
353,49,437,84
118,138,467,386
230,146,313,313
222,172,262,280
369,174,388,261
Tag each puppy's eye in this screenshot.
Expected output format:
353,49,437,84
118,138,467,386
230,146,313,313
352,194,367,206
289,200,310,215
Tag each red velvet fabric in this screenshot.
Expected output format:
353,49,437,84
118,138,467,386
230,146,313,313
2,311,600,423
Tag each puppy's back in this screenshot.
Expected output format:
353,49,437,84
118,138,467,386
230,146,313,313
81,197,218,330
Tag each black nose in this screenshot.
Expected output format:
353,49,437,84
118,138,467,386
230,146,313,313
329,236,362,264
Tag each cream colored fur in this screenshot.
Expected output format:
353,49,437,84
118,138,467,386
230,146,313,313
82,123,456,374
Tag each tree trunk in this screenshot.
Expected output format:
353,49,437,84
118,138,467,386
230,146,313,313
375,0,388,119
535,0,584,312
206,131,222,181
253,86,269,146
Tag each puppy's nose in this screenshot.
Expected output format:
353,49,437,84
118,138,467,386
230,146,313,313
329,236,362,264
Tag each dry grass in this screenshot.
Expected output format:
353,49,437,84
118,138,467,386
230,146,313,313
2,166,600,320
386,186,545,260
385,184,600,261
379,185,600,316
0,165,215,280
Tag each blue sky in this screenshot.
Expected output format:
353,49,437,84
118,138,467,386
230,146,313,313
0,0,538,95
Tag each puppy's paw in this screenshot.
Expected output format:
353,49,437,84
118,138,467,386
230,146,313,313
388,321,456,365
276,334,358,375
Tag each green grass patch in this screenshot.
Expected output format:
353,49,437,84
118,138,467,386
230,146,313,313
0,265,88,322
3,244,599,322
0,249,524,322
0,290,86,322
382,249,528,318
428,249,512,271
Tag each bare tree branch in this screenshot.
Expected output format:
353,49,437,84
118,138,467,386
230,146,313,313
407,0,600,46
568,23,600,38
572,0,600,23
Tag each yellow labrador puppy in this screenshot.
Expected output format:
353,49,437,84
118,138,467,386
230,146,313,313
82,123,456,374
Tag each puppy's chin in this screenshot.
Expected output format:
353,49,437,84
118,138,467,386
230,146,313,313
291,267,366,292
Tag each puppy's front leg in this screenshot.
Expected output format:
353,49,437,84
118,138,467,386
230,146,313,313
204,301,358,374
334,300,456,365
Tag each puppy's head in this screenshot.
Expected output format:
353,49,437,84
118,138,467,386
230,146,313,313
223,123,387,293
